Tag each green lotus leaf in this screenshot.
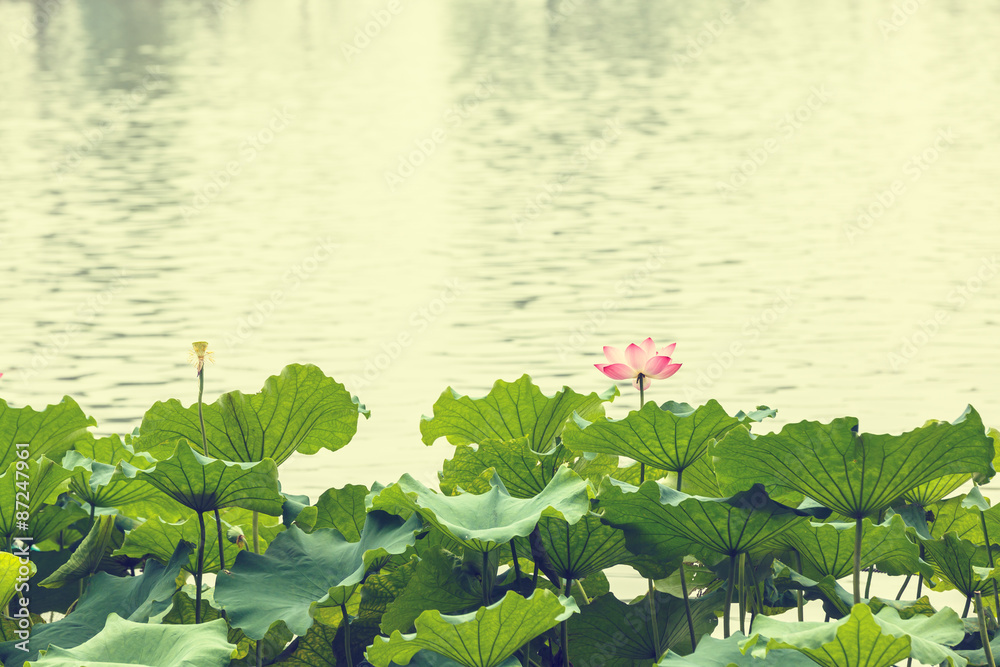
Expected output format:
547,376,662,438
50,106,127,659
928,496,982,541
519,513,635,582
714,406,993,518
122,441,283,515
0,456,74,546
116,508,283,574
155,590,253,660
420,375,618,452
563,399,742,473
0,541,192,667
566,590,723,665
62,434,158,508
657,633,814,666
276,621,340,666
216,511,423,639
746,604,967,667
440,437,581,499
308,483,369,539
774,514,927,580
0,551,35,609
137,363,367,465
380,548,481,634
372,467,590,554
867,595,938,618
353,559,419,658
598,480,809,560
40,514,117,588
769,561,854,619
30,613,235,667
922,532,1000,598
904,474,970,505
366,589,578,667
26,501,88,544
0,396,95,472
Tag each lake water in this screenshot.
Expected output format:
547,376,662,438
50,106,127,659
2,1,999,609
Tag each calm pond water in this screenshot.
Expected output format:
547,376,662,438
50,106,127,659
2,0,999,517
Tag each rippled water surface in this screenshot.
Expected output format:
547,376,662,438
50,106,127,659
2,0,999,506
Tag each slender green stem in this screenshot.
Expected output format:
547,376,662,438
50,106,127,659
977,592,997,667
675,468,697,652
916,545,924,598
511,541,522,585
738,552,746,635
793,550,805,621
562,577,572,667
724,554,737,638
895,574,911,600
482,550,491,605
864,566,875,599
574,579,590,605
341,603,354,667
978,500,1000,613
89,503,96,533
197,369,207,456
253,510,262,667
747,553,761,629
964,595,973,619
196,511,206,623
853,517,863,604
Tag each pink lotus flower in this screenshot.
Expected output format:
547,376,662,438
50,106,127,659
595,338,681,391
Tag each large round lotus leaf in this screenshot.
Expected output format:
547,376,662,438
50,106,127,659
137,363,368,465
0,456,73,546
366,590,578,667
419,375,618,453
657,633,814,666
922,531,1000,598
30,614,235,667
120,441,283,515
772,514,926,580
746,604,966,667
714,406,993,518
216,511,422,639
62,434,158,508
371,467,590,553
598,479,810,559
562,399,742,473
0,396,95,472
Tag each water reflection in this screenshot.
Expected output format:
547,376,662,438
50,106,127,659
0,0,998,511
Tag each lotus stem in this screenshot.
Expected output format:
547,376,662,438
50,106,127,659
214,509,226,573
482,550,491,605
511,541,523,586
724,554,737,638
197,367,208,456
964,595,974,618
977,592,997,667
562,577,572,667
674,469,697,652
196,511,206,623
636,380,662,656
853,517,862,604
916,545,924,598
793,550,805,621
864,566,874,599
574,579,590,605
738,552,746,635
253,510,262,667
895,574,911,600
341,602,354,667
977,500,1000,613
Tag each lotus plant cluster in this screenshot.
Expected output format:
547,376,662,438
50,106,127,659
0,339,998,667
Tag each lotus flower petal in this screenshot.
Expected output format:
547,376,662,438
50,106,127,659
595,363,635,381
602,346,626,364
